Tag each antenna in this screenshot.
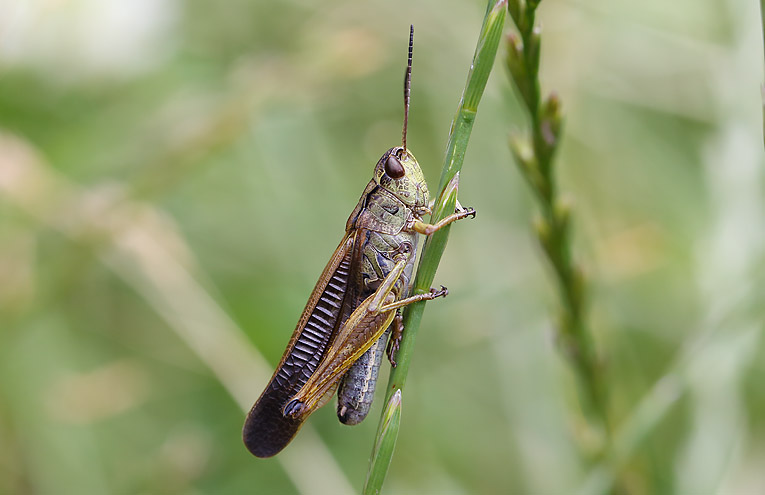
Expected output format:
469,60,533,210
402,25,413,151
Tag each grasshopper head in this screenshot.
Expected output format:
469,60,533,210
374,146,430,218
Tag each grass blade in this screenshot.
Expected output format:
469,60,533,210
363,1,507,492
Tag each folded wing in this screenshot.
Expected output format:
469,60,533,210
243,232,358,458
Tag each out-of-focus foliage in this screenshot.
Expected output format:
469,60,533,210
0,0,763,494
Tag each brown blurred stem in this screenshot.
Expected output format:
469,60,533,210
505,0,611,452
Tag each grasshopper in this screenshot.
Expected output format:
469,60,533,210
243,25,475,458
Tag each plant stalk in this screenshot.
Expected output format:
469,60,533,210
505,0,610,454
362,2,507,493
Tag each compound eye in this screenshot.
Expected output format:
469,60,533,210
385,155,405,179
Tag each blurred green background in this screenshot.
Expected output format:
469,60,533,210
1,0,763,494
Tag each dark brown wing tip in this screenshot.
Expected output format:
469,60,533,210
242,434,280,458
242,396,304,458
243,419,297,458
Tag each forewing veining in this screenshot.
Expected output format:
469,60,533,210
243,234,357,457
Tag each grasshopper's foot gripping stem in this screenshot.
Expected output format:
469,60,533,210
457,206,476,219
431,285,448,298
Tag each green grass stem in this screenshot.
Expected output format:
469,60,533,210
363,2,507,492
362,390,402,494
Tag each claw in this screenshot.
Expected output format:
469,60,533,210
455,199,476,218
387,339,400,367
430,285,448,298
387,313,404,367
